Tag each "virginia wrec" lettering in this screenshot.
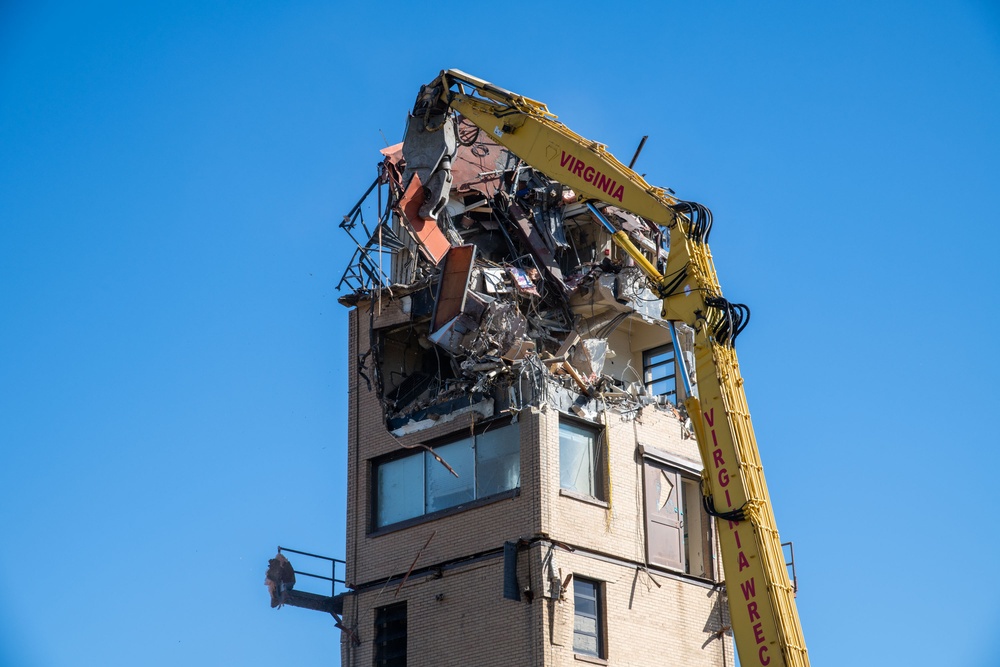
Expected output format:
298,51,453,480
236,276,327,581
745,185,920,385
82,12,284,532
705,407,773,666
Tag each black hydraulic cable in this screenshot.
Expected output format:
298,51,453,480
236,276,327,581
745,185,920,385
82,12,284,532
704,296,751,347
714,299,736,346
456,115,481,147
701,480,747,522
671,200,714,244
653,266,688,299
731,302,751,341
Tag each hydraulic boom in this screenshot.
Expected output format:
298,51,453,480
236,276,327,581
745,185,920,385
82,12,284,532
413,69,809,667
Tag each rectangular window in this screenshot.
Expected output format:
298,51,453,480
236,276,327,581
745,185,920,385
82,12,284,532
374,602,406,667
642,459,713,578
559,419,605,500
643,344,677,404
373,423,519,529
573,578,604,658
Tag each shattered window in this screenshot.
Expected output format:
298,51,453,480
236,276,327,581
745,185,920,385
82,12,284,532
643,344,677,403
425,440,474,513
642,458,714,578
373,423,519,530
573,578,604,658
559,419,604,500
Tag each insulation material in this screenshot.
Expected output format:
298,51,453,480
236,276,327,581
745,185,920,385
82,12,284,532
571,339,608,379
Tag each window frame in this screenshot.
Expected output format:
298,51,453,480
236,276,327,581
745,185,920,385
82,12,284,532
373,601,407,667
572,577,606,660
558,415,607,502
370,420,520,533
640,449,715,580
642,343,677,404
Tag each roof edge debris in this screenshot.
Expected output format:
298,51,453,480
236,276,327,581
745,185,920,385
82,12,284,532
337,105,695,434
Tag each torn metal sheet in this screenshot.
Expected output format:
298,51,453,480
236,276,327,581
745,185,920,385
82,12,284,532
545,382,600,421
380,142,403,162
448,127,504,197
432,244,477,331
397,173,452,264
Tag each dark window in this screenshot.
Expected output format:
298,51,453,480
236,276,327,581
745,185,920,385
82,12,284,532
643,344,677,404
573,578,604,658
642,459,713,578
373,423,519,529
559,419,605,500
374,602,406,667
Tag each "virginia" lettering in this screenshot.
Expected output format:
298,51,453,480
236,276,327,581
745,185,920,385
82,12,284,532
558,150,624,202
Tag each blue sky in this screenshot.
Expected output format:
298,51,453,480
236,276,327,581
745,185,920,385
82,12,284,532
2,2,998,666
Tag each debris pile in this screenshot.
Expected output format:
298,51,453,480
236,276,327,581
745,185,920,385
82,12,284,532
338,111,695,435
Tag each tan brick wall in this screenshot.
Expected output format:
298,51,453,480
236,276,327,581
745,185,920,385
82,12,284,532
540,549,732,667
540,403,704,564
339,542,733,667
346,303,541,589
341,555,545,667
341,302,733,667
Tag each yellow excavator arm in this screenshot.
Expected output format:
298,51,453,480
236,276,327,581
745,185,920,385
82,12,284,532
415,69,809,667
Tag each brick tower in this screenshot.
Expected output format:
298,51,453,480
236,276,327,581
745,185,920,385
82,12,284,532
333,130,735,667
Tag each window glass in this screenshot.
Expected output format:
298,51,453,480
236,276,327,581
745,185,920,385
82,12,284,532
426,440,475,513
374,423,519,529
643,344,677,402
681,477,711,578
560,421,595,497
377,455,423,527
573,578,602,658
475,426,520,497
374,602,407,667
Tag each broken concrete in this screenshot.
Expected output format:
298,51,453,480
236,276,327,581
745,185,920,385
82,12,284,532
337,108,697,433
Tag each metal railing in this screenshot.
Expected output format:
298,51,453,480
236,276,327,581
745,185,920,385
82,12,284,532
781,541,798,594
277,546,347,598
